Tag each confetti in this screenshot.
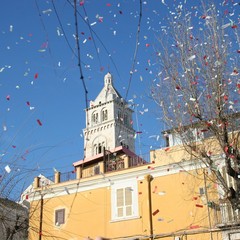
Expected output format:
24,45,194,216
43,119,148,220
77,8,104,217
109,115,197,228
37,119,42,126
152,209,159,216
188,55,196,61
5,165,11,173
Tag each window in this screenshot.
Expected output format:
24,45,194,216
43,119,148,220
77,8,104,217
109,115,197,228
124,114,128,125
111,180,138,221
116,188,132,217
199,187,205,195
92,112,99,124
55,209,65,225
94,165,100,175
94,144,98,155
117,110,123,122
102,109,108,121
98,143,102,154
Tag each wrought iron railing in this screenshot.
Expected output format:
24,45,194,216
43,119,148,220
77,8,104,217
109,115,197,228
60,171,76,182
216,203,240,226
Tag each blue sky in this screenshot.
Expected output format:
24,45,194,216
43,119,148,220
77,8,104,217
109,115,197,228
0,0,238,198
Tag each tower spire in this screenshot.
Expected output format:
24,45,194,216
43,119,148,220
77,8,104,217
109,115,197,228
104,72,113,86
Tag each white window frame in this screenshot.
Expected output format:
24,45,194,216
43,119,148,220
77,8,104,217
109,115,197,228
55,208,65,226
111,179,139,221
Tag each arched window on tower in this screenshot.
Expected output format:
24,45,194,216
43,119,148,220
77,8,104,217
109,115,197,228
124,114,128,125
102,108,108,122
98,143,102,154
117,109,123,122
94,144,97,155
92,112,99,125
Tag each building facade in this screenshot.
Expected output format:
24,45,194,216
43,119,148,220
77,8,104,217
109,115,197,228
23,73,240,240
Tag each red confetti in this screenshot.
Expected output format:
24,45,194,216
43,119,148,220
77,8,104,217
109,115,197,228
136,131,142,134
195,204,203,208
233,69,238,74
34,73,38,79
80,1,84,6
223,95,228,101
152,186,157,193
37,119,42,126
152,209,159,216
106,3,111,6
164,147,170,151
237,50,240,53
26,101,30,106
190,225,200,229
146,43,150,47
231,25,237,29
6,95,10,100
201,15,206,19
191,81,198,85
12,145,16,148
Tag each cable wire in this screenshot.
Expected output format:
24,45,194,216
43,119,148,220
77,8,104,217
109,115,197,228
73,0,88,109
125,0,143,100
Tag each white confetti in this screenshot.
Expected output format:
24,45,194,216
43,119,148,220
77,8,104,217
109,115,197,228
90,22,97,26
188,55,196,61
5,165,11,173
42,9,52,14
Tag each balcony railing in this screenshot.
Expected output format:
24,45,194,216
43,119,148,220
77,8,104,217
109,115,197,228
215,202,240,227
60,171,76,182
40,155,149,186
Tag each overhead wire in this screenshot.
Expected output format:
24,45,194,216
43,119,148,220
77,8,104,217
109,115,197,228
124,0,143,100
114,0,143,158
73,0,88,109
34,0,58,77
81,4,103,72
65,0,89,221
66,0,121,79
51,0,78,59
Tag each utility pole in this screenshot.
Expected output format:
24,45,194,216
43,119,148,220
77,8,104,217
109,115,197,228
204,170,213,240
145,174,154,240
39,194,43,240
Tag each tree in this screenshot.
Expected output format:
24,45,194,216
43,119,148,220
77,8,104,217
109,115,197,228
151,1,240,211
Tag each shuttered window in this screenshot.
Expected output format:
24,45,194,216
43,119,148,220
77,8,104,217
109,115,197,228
55,209,65,225
111,180,138,221
116,188,132,217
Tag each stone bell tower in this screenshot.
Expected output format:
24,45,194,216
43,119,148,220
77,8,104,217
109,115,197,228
83,72,135,158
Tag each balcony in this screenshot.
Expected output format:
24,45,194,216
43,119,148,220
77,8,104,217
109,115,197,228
215,202,240,228
34,153,149,187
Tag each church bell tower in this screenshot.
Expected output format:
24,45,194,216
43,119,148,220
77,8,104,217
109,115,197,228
83,72,135,158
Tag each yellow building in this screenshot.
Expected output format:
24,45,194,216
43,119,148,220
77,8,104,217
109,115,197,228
23,73,240,240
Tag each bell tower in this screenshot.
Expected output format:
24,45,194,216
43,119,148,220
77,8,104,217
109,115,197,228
83,72,135,158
